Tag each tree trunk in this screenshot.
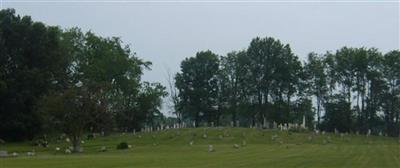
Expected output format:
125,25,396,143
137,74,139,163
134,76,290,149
72,135,81,153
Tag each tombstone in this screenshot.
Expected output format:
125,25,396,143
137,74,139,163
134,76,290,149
202,133,208,139
65,138,70,143
192,121,196,128
230,121,234,127
315,130,319,135
27,151,35,156
12,152,18,157
367,129,371,137
100,146,107,152
308,135,313,142
271,134,278,141
334,128,339,134
81,140,85,144
236,120,240,127
55,147,61,152
233,144,240,149
0,150,8,157
301,115,306,128
218,135,223,140
189,141,194,146
322,131,326,135
208,145,214,152
211,122,214,127
65,148,72,154
379,131,383,136
128,145,132,148
242,140,247,146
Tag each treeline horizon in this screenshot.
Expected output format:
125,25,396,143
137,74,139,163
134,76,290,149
0,9,399,147
173,36,400,137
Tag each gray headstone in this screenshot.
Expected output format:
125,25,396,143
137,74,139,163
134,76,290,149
0,150,8,157
208,145,214,152
100,146,107,152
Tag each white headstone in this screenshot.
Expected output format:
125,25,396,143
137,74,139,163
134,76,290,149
302,115,306,128
208,145,214,152
0,150,8,157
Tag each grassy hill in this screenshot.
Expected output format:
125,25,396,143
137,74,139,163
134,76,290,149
1,128,399,168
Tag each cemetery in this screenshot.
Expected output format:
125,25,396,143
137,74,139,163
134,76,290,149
1,127,399,168
1,3,400,168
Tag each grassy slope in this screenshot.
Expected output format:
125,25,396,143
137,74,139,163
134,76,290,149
1,128,399,168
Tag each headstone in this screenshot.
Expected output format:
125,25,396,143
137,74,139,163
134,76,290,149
379,131,383,136
271,134,278,141
12,152,18,157
189,141,194,146
27,151,35,156
301,115,306,128
0,150,8,157
308,135,313,142
208,145,214,152
100,146,107,152
233,144,240,149
55,147,61,152
242,140,247,146
218,135,223,140
211,122,214,127
65,138,70,143
65,148,72,154
230,121,234,127
203,133,208,139
236,120,240,127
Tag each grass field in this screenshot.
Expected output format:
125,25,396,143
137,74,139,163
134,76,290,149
1,128,399,168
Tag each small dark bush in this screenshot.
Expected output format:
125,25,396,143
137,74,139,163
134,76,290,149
116,142,129,150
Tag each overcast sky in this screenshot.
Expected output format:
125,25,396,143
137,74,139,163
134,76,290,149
3,0,399,115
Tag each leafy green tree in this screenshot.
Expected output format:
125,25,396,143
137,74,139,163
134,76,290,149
0,9,69,141
175,50,219,126
219,50,248,125
305,52,328,129
322,94,355,132
382,50,400,136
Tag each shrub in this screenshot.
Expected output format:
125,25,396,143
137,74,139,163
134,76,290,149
116,142,129,150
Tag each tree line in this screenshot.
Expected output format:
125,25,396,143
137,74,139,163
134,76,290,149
0,9,170,147
174,37,400,137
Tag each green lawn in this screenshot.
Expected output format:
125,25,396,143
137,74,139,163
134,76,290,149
1,128,399,168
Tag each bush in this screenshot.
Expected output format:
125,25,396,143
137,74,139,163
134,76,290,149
116,142,129,150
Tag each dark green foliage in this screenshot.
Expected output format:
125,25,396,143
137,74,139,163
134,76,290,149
0,9,167,143
0,9,68,141
321,95,354,132
116,142,129,150
175,50,220,126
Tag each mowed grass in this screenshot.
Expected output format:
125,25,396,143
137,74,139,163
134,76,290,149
1,128,400,168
